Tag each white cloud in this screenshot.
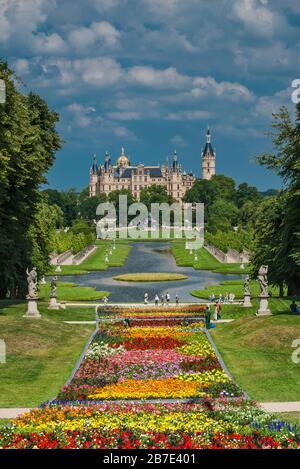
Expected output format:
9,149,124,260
0,0,55,42
231,0,283,36
65,102,98,128
166,110,211,120
68,21,120,49
253,88,292,118
13,58,30,74
191,76,254,102
128,66,189,88
106,111,141,120
33,32,67,54
112,125,137,140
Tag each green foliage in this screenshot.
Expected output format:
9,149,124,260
251,104,300,295
205,229,254,253
140,184,174,209
49,229,95,255
0,61,62,298
207,199,240,232
183,174,260,242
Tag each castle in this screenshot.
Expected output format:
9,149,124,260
89,129,216,201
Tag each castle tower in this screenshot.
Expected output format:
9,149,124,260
201,128,216,180
89,154,98,197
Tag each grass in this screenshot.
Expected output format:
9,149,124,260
172,240,250,274
273,413,300,426
113,272,188,282
0,419,10,428
210,298,300,401
47,240,131,276
0,302,94,407
191,279,282,300
39,281,109,302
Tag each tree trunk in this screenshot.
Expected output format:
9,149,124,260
287,278,300,296
279,282,284,298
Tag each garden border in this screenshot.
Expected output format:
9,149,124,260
205,329,250,400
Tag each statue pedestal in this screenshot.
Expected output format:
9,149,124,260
243,293,252,307
256,295,272,316
23,299,41,318
49,297,59,310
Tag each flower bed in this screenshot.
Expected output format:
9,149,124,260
1,309,299,449
54,321,240,401
1,401,299,449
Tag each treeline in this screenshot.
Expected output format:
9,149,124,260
205,230,254,254
49,221,95,255
0,61,62,298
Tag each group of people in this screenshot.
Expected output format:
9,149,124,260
290,300,300,314
145,292,179,306
208,292,236,303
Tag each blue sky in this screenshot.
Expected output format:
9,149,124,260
1,0,299,191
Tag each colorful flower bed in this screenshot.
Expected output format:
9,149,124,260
1,401,299,449
53,321,240,401
1,308,299,449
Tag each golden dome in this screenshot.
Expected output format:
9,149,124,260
117,147,129,167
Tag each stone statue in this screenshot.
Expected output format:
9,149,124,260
257,265,269,296
244,275,250,295
26,267,38,299
50,277,57,298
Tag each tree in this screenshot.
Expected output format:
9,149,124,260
78,188,107,221
251,104,300,295
140,185,174,209
207,199,240,233
43,188,78,226
236,182,260,208
0,61,62,298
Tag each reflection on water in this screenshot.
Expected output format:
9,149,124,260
60,242,240,303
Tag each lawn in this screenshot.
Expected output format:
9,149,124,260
39,281,109,301
210,299,300,401
191,279,282,300
47,240,131,276
0,302,94,407
113,272,188,282
172,240,250,274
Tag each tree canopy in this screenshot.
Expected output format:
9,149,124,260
251,104,300,295
0,61,62,298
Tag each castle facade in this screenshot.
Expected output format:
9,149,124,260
89,129,216,200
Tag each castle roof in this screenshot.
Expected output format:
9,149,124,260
202,128,215,156
113,166,163,179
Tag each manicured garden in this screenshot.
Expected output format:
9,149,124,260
191,279,282,300
0,301,95,407
1,307,299,449
113,273,187,282
172,240,250,274
48,240,131,276
211,302,300,401
39,281,109,301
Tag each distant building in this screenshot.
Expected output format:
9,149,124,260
201,128,216,180
89,129,216,200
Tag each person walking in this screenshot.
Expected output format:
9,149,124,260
154,294,159,306
175,294,179,306
205,304,211,329
166,292,170,305
214,301,219,321
144,292,149,304
217,302,222,320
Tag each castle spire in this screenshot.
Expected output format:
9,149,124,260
201,128,216,180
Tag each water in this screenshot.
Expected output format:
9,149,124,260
60,242,240,303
